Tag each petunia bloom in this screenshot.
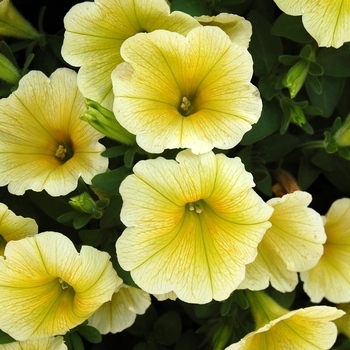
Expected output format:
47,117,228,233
194,13,252,47
116,150,273,304
0,336,67,350
88,284,151,334
273,0,350,48
226,291,344,350
301,198,350,303
0,68,108,196
0,231,122,340
240,191,325,292
0,202,38,256
62,0,200,109
112,26,261,154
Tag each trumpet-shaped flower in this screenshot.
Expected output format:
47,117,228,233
62,0,200,109
0,68,108,196
116,150,273,304
0,203,38,255
273,0,350,48
194,13,252,47
226,291,345,350
112,26,262,154
0,337,67,350
88,284,151,334
240,191,325,292
0,231,122,340
301,198,350,303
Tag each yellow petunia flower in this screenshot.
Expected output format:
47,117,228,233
88,284,151,334
0,68,108,197
301,198,350,303
116,150,273,304
0,202,38,256
0,231,122,340
273,0,350,48
226,291,344,350
0,336,67,350
194,13,252,47
240,191,326,292
112,26,262,154
61,0,200,109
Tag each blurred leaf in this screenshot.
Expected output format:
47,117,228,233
317,45,350,77
92,166,132,196
100,195,123,228
171,0,211,15
0,330,15,345
247,10,283,77
266,287,296,309
311,149,337,171
241,99,281,145
305,74,322,95
194,302,220,319
154,311,182,346
306,75,345,118
65,331,84,350
298,153,322,190
127,305,158,337
73,213,93,230
233,290,249,310
78,227,112,246
77,325,102,344
271,14,314,43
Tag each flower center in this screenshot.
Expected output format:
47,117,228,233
179,96,192,116
54,141,74,163
188,201,203,214
55,145,67,159
58,278,71,290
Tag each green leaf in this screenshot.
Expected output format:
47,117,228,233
78,227,112,246
170,0,211,15
69,331,84,350
154,312,182,346
100,195,123,228
247,10,283,77
0,330,15,345
279,55,299,66
73,213,93,230
311,149,337,171
308,61,324,76
271,14,314,43
298,153,322,190
241,100,281,145
317,45,350,77
92,166,133,196
306,75,345,118
233,290,249,310
220,295,235,317
305,74,322,95
77,325,102,344
101,144,131,158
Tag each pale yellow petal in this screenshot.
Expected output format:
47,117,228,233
113,26,261,154
62,0,200,108
0,336,67,350
273,0,350,48
0,68,108,196
88,284,151,334
117,150,272,304
0,232,121,340
301,198,350,303
195,13,252,47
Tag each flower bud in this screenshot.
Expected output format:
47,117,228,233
334,114,350,147
283,58,309,99
69,192,96,214
81,99,136,146
0,53,20,85
212,320,232,350
0,0,40,39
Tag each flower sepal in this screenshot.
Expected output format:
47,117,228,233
81,99,136,146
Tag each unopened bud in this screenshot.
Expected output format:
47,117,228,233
69,192,96,214
283,59,309,99
0,53,20,85
334,114,350,147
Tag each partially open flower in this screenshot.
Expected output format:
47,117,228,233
62,0,200,109
240,191,325,292
194,13,252,47
88,284,151,334
116,150,273,304
273,0,350,48
0,68,108,196
226,291,344,350
0,336,67,350
0,203,38,256
301,198,350,303
0,232,122,340
112,26,262,154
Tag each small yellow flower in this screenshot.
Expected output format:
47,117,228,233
88,284,151,334
0,232,122,340
62,0,200,109
240,191,325,292
273,0,350,48
194,13,252,47
0,68,108,196
0,202,38,256
116,150,273,304
226,291,344,350
0,336,66,350
301,198,350,303
112,26,262,154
